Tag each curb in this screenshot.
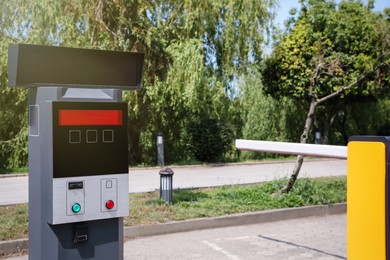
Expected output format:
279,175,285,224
0,174,27,179
0,203,346,258
0,239,27,258
128,158,337,172
124,203,346,238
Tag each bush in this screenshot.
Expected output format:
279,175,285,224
377,122,390,136
0,127,28,172
185,119,234,162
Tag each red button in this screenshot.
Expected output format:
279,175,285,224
106,200,115,209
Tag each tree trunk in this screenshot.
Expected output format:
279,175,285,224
278,63,379,193
281,98,317,193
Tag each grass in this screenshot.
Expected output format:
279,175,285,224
125,176,346,226
0,204,28,240
0,167,28,175
0,177,346,241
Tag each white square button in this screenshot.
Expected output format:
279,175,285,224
103,130,114,143
69,130,81,144
86,130,98,143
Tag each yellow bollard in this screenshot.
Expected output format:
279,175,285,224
348,136,389,260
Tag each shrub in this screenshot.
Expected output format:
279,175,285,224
185,118,234,162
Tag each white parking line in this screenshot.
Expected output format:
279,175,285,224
217,235,255,241
203,240,241,260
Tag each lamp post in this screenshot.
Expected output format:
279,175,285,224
156,132,174,204
159,168,174,204
157,132,164,166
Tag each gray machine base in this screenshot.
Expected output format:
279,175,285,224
29,218,123,260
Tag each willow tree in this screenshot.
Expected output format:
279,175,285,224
0,0,276,167
264,0,390,192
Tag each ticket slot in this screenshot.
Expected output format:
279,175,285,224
68,182,84,190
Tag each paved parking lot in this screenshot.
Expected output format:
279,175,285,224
4,213,346,260
124,213,346,260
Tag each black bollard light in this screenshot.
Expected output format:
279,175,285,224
159,167,174,204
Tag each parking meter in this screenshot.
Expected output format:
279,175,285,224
8,44,144,260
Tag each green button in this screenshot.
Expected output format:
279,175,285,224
72,203,81,213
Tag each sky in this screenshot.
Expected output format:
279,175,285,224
274,0,390,30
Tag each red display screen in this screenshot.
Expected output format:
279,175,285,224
59,110,123,126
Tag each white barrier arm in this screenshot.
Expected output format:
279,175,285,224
235,139,347,159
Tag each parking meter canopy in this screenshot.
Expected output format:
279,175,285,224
8,44,144,89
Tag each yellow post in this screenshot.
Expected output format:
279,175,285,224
348,136,389,260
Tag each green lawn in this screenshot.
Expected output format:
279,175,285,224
125,176,346,226
0,177,346,241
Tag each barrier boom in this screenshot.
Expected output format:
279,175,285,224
235,139,347,159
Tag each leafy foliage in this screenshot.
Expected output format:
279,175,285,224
0,6,29,170
0,0,276,168
0,127,28,170
185,118,234,162
263,0,390,193
262,0,390,150
264,0,390,101
331,99,390,144
237,66,306,159
0,0,389,170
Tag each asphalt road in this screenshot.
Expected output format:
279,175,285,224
5,213,346,260
0,159,347,205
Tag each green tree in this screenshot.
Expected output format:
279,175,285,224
331,99,390,143
264,0,390,192
0,1,30,170
238,66,306,161
0,0,276,168
120,0,276,164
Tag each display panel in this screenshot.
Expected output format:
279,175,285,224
52,102,128,178
59,110,122,126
